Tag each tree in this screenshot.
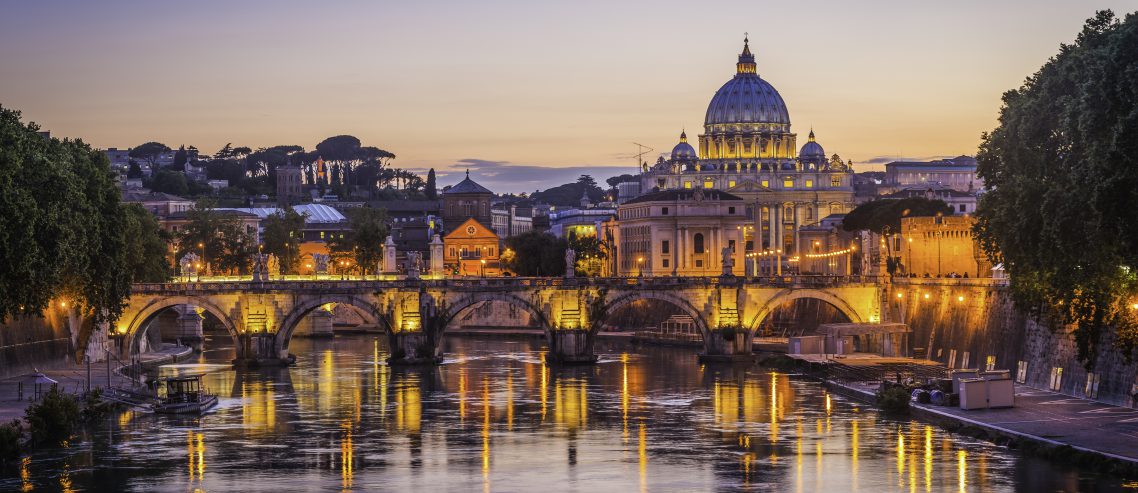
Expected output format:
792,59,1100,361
178,202,253,274
605,174,637,188
531,177,605,206
121,203,172,282
147,169,189,196
329,207,389,274
504,231,567,276
568,232,606,277
262,208,305,274
173,145,187,170
973,10,1138,364
425,168,438,200
842,197,954,235
0,105,133,325
129,141,170,172
127,161,143,179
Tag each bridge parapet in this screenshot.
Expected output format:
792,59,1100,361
131,275,887,296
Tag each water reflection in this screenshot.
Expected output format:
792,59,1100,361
2,336,1134,492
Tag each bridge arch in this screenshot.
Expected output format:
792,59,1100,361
441,291,551,333
746,289,863,334
275,295,384,356
601,291,710,338
120,295,240,358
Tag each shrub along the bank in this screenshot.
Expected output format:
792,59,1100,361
875,384,911,415
0,420,21,463
24,385,80,445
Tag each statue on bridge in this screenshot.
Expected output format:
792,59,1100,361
406,251,422,280
251,252,268,282
312,253,330,275
721,246,735,276
565,247,576,278
267,254,281,279
179,252,200,280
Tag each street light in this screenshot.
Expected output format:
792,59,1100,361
637,256,644,277
480,259,486,278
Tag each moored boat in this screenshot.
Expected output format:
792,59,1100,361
154,375,218,414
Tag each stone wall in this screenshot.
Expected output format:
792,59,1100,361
0,311,74,379
889,279,1138,407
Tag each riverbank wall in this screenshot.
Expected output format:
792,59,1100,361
0,312,74,379
889,278,1138,407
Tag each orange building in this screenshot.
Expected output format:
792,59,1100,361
443,218,501,276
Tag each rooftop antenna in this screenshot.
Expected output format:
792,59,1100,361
632,142,654,171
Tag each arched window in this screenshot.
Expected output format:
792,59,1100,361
694,233,705,254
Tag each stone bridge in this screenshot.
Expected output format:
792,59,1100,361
84,276,886,366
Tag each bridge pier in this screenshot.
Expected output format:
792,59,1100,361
299,308,335,338
175,307,205,351
234,333,292,367
387,331,442,365
698,329,755,363
546,330,597,364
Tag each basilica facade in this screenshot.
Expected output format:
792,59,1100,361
634,37,856,258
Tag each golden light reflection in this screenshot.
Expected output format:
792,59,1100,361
340,420,354,491
815,441,823,492
622,352,630,441
852,420,860,492
242,379,276,435
638,422,648,493
795,419,803,493
482,378,492,493
825,393,832,415
59,463,74,493
395,375,421,433
769,373,779,460
20,456,32,492
540,354,548,421
506,371,515,431
897,431,905,483
924,426,933,493
459,368,468,422
958,450,967,493
554,378,588,430
187,431,205,482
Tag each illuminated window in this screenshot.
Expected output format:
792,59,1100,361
831,177,841,187
703,180,713,189
684,182,692,189
320,231,325,239
783,179,793,188
805,179,813,188
728,180,736,188
761,180,769,188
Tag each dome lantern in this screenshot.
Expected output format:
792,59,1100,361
737,35,756,75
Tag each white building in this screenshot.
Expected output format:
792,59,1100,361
614,188,747,277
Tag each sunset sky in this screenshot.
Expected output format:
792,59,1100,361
2,1,1133,192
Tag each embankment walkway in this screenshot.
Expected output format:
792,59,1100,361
828,380,1138,464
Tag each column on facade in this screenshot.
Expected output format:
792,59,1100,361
680,227,687,272
793,203,802,256
772,203,782,253
672,224,680,276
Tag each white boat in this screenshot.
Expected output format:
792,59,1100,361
154,376,218,414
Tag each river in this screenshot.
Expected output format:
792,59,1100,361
2,334,1132,492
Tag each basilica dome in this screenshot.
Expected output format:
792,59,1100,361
670,131,697,161
798,130,825,160
704,37,790,127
